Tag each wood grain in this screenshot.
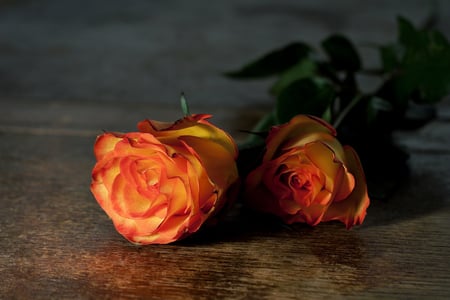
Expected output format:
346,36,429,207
1,99,449,299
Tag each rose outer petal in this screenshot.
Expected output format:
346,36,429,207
179,135,238,194
138,114,238,161
264,115,335,161
93,133,123,161
322,146,370,228
286,200,329,225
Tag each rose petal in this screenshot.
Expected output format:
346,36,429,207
117,217,164,242
138,119,176,132
164,177,190,216
93,133,123,161
303,142,342,192
322,146,370,228
151,214,191,243
277,196,302,215
333,169,355,202
138,115,238,160
285,202,328,226
178,135,238,192
264,115,335,161
96,158,121,196
110,174,148,218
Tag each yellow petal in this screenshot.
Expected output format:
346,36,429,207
264,115,335,161
322,146,370,228
164,177,190,216
303,142,342,192
138,115,238,159
178,135,239,191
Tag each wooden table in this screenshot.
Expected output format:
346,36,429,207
1,99,449,299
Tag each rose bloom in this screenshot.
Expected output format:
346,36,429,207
91,114,239,244
244,115,370,228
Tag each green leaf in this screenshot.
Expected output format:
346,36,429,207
404,52,450,103
321,34,361,72
270,58,317,95
224,42,311,78
397,16,421,48
399,21,450,103
428,29,450,48
276,78,335,124
379,17,450,105
379,45,400,72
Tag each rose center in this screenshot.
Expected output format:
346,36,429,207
143,168,161,192
290,175,312,191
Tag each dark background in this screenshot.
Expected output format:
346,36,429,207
1,0,448,109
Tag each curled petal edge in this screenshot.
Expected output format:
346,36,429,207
322,146,370,229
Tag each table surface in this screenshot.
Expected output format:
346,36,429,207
1,0,450,299
1,98,449,299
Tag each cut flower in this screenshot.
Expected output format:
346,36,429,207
91,114,239,244
244,115,370,228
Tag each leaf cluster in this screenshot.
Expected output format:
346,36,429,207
225,16,450,199
225,17,450,135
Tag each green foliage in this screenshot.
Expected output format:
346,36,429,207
379,17,450,105
276,78,335,124
225,42,311,78
225,16,449,133
379,45,400,72
270,59,317,95
321,34,361,72
225,16,450,199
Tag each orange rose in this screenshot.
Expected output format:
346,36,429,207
244,115,369,228
91,114,239,244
